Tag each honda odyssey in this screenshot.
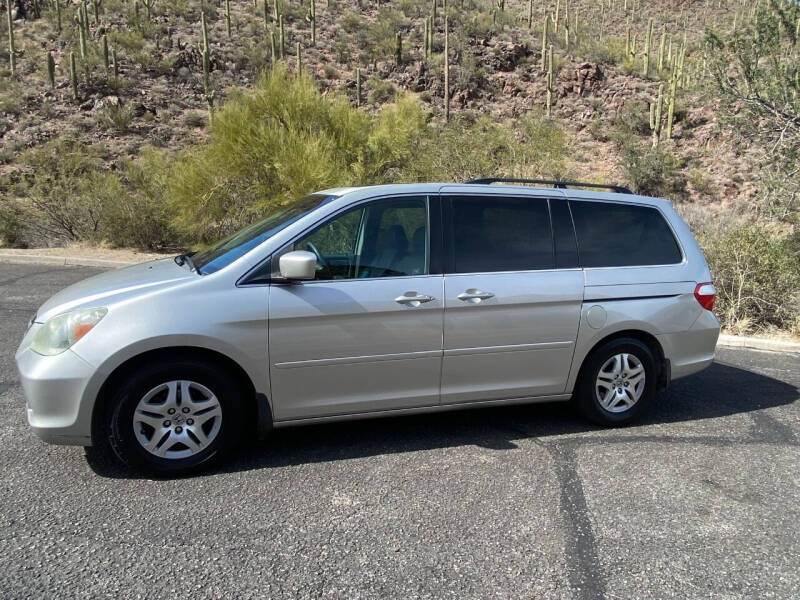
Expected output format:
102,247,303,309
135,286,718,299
15,180,720,474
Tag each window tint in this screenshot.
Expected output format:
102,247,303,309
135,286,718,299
569,200,682,267
448,195,553,273
550,199,579,269
294,197,428,279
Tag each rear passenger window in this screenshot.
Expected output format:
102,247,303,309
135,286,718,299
569,200,682,267
447,195,553,273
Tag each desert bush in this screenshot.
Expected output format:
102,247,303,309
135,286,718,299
95,103,134,133
167,65,371,243
367,78,396,104
0,206,23,247
14,139,124,243
105,150,177,250
705,0,800,223
355,95,429,183
618,141,686,199
698,224,800,333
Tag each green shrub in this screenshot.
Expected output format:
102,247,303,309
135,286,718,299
15,139,124,243
105,150,176,250
95,103,134,133
618,140,686,199
698,224,800,333
0,206,23,247
167,65,371,243
367,78,396,104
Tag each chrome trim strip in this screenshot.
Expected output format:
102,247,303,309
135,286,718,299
275,340,573,369
443,341,573,357
274,349,442,369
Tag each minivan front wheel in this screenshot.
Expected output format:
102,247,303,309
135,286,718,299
106,359,242,475
575,338,656,426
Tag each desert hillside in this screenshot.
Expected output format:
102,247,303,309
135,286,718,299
1,0,798,333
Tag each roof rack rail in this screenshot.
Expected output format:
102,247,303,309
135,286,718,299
464,177,632,195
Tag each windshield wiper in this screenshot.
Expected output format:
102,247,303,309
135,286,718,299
174,252,197,272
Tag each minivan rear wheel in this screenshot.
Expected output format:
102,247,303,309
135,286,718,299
106,359,243,475
575,338,656,426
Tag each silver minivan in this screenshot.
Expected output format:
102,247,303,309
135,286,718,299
16,180,720,474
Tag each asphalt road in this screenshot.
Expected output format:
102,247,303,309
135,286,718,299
0,263,798,599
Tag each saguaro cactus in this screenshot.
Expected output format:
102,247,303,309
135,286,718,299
296,41,301,74
642,18,652,76
395,32,402,66
649,83,663,147
141,0,155,19
200,12,215,116
112,47,119,83
541,13,548,72
70,51,79,100
356,67,361,107
554,0,560,32
225,0,232,38
305,0,316,46
270,30,276,62
657,27,665,71
279,15,285,58
665,50,683,139
6,0,15,76
444,0,449,122
546,44,554,117
102,34,109,71
46,51,56,89
423,17,429,59
56,0,62,33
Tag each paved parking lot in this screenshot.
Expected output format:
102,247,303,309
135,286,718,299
0,263,798,599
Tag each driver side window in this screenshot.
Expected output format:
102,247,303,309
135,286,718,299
294,197,428,280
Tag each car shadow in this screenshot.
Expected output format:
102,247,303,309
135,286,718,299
86,360,799,479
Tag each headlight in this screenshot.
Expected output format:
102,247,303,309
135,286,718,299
31,307,108,356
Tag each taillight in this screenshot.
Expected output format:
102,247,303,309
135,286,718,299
694,282,716,311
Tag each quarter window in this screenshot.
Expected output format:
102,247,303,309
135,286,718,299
293,197,428,279
447,195,553,273
569,200,682,267
550,199,579,269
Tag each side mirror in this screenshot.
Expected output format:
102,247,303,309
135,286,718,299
279,250,317,280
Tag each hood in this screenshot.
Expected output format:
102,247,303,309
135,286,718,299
35,258,196,322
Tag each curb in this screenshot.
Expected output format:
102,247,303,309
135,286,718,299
717,334,800,354
0,253,153,268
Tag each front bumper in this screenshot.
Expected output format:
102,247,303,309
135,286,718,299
15,344,97,446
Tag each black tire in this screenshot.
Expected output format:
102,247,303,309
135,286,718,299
105,358,243,476
574,338,657,426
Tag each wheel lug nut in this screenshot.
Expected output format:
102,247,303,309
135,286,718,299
182,407,190,413
186,418,194,425
163,420,171,427
175,426,183,433
167,408,176,414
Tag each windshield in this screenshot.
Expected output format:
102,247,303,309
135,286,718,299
193,194,337,275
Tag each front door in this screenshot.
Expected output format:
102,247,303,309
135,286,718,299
440,192,584,404
268,195,444,421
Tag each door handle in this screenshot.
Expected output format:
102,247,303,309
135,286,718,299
395,292,435,307
457,289,495,303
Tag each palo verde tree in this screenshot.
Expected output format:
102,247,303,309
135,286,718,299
704,0,800,222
